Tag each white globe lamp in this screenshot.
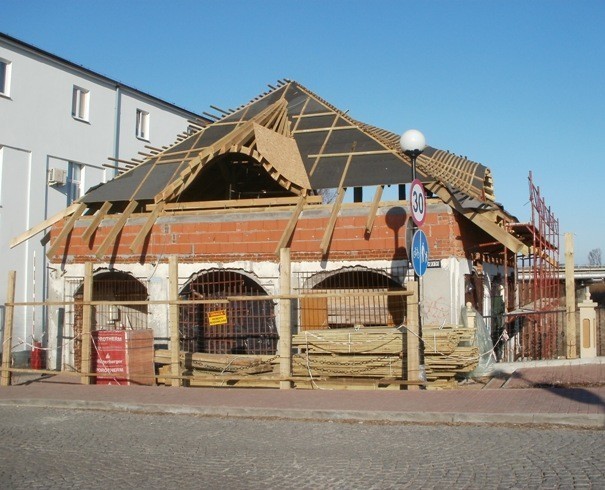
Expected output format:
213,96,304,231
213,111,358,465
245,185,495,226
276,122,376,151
399,129,426,157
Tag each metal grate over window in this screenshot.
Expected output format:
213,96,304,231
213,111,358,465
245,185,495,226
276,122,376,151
293,266,407,331
179,270,278,355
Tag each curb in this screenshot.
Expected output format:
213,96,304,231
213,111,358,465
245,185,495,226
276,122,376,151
1,398,603,429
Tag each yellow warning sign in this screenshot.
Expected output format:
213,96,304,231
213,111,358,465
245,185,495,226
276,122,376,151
208,309,228,326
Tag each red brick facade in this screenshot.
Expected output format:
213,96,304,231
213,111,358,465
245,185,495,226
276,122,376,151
49,203,486,264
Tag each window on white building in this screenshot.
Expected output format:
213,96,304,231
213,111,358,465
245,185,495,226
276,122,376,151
72,86,90,121
136,109,150,140
67,162,83,204
0,59,12,97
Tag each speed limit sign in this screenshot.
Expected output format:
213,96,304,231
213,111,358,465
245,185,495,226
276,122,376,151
410,179,427,227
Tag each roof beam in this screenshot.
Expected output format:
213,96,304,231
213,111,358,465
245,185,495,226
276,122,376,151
320,188,345,255
10,202,82,249
95,201,138,259
274,195,307,255
45,202,87,259
129,201,166,253
365,185,384,234
320,144,355,254
81,201,112,242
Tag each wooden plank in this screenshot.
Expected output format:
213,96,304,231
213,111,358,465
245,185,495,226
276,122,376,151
279,248,292,389
309,149,393,159
299,296,329,331
320,187,345,255
148,195,321,212
169,256,180,387
0,271,16,386
274,195,306,255
82,202,112,242
293,125,356,134
94,201,138,259
45,202,87,259
365,185,384,234
309,114,341,176
319,144,354,254
406,280,420,390
10,202,81,249
129,201,166,253
80,263,93,385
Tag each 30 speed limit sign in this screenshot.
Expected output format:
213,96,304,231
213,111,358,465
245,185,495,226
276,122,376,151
410,179,427,227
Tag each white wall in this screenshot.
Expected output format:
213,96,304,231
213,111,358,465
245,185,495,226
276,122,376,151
0,35,200,355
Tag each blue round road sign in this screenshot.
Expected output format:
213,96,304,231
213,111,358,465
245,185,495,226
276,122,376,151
411,229,429,277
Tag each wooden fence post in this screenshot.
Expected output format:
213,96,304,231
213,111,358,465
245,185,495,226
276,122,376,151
279,248,292,389
406,280,420,390
80,262,93,385
1,271,17,387
169,256,180,387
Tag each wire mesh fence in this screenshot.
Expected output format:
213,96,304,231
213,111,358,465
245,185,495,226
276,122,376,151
501,309,567,362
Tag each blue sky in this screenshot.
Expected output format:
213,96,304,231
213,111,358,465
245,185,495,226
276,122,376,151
3,0,604,264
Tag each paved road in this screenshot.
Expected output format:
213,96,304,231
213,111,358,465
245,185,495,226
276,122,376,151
0,407,603,489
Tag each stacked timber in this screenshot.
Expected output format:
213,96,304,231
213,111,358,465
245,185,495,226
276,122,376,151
154,349,279,386
422,325,479,389
291,328,404,380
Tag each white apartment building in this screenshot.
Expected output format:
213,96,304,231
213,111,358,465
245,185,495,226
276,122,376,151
0,33,204,363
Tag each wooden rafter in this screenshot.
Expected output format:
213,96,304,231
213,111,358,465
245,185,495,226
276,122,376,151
320,188,346,255
320,143,356,254
309,114,341,176
129,201,166,253
10,202,82,249
45,203,87,258
365,185,384,234
95,201,139,259
81,202,112,242
147,196,322,212
274,195,307,255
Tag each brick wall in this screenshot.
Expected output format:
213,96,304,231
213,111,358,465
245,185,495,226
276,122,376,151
49,202,472,264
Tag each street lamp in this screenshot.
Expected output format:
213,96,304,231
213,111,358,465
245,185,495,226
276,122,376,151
399,129,426,181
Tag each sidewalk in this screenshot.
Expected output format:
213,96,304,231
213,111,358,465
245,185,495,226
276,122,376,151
0,361,603,429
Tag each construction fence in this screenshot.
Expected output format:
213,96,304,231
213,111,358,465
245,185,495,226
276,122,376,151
1,261,426,389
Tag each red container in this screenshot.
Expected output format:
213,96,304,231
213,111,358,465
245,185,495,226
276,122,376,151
31,341,45,370
92,329,154,385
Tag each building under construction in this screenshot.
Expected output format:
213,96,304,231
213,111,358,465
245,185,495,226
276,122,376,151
7,81,565,388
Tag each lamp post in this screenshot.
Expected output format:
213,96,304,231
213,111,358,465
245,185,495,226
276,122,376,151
399,129,427,389
399,129,426,181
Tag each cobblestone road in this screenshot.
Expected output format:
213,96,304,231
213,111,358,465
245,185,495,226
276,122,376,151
0,406,603,489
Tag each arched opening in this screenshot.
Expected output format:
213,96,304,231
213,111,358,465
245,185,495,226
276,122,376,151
72,270,148,370
299,267,406,331
179,269,278,355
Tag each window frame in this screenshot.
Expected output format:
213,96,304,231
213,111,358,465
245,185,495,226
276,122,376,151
67,161,84,204
0,58,12,98
136,108,150,141
71,85,90,122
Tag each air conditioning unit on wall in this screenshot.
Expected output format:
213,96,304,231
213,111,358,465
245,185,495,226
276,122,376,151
48,168,67,186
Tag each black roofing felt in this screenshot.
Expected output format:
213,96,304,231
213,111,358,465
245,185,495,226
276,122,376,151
81,82,455,204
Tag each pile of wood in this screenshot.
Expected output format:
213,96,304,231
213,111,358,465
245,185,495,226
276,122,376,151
422,325,479,389
154,349,279,386
291,327,404,380
154,324,480,390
